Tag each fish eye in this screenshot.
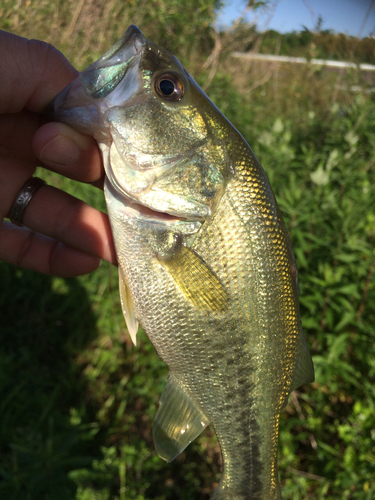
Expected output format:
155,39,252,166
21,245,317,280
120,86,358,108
155,73,184,101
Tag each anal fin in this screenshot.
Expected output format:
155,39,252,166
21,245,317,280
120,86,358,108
118,267,139,345
153,375,209,462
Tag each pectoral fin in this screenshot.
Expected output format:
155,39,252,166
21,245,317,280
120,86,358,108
118,267,139,345
158,244,228,312
153,375,209,462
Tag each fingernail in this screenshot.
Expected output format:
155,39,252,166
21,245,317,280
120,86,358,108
39,135,80,166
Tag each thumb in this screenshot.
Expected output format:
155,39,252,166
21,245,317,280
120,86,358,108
0,30,78,115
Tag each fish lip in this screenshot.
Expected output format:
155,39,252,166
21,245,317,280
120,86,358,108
110,25,146,58
92,25,146,67
108,175,209,222
127,25,147,55
105,178,187,223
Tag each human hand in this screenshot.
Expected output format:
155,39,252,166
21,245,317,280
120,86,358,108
0,31,117,277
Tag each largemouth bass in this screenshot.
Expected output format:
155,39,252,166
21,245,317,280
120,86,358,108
49,25,314,499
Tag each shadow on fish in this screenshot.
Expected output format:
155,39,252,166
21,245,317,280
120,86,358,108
48,25,314,499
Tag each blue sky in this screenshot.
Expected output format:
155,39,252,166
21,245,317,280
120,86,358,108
218,0,375,37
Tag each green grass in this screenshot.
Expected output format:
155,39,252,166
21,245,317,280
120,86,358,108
1,1,375,499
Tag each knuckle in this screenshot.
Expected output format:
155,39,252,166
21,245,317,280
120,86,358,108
15,229,35,269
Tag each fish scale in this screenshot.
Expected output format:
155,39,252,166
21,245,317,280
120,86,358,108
193,181,287,498
48,25,314,499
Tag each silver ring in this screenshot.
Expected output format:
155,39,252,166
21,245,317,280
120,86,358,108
9,177,46,227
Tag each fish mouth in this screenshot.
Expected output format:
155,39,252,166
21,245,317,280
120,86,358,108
46,25,147,139
81,25,146,102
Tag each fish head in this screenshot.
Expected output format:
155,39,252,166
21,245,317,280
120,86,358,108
49,25,233,221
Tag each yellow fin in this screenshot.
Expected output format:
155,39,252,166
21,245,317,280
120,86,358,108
153,374,209,462
283,332,314,409
290,332,315,391
159,244,228,312
118,267,139,345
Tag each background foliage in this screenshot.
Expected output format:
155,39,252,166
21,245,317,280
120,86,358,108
1,1,374,499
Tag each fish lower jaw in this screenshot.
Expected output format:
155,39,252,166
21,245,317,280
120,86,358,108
105,178,190,223
128,200,185,222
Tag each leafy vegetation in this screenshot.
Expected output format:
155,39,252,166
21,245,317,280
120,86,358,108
1,1,375,499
